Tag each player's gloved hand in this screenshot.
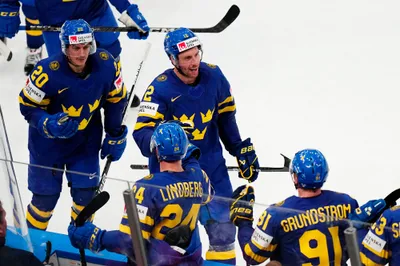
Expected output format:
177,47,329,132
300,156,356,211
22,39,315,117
37,113,79,139
161,120,195,140
118,4,149,40
68,221,105,252
235,138,260,183
230,185,255,227
0,3,20,38
101,125,128,161
348,199,386,229
184,143,201,161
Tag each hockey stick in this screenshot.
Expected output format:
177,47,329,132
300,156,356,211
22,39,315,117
18,5,240,34
127,43,151,108
96,43,152,194
383,188,400,209
130,154,291,173
74,191,110,266
0,38,12,61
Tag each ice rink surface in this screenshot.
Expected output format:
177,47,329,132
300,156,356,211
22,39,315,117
1,0,400,264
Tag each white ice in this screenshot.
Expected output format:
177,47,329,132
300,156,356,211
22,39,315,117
1,0,400,265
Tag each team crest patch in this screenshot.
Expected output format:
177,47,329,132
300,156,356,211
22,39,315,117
157,75,167,82
207,63,216,69
99,52,109,60
49,61,60,71
143,174,154,180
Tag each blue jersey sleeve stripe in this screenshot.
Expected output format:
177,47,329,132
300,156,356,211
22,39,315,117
218,105,236,114
119,224,151,240
250,237,277,252
137,112,165,120
134,122,157,131
362,241,390,259
218,96,234,107
19,96,48,109
244,243,269,263
107,85,127,103
360,251,385,266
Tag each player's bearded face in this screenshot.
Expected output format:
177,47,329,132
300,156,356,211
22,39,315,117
176,47,202,78
66,43,91,67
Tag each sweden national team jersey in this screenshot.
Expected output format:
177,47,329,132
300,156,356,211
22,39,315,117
360,206,400,265
19,49,127,163
133,62,241,176
117,158,212,263
239,190,358,266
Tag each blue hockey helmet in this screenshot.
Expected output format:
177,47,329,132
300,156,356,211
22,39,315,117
59,19,96,55
164,27,202,61
290,149,329,189
150,122,189,162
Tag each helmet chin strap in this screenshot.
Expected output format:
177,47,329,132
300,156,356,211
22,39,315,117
173,59,189,77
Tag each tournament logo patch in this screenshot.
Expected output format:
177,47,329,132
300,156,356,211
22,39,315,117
24,77,46,103
139,102,159,117
49,61,60,71
99,52,109,60
137,204,148,220
252,227,274,248
207,63,216,69
157,75,167,82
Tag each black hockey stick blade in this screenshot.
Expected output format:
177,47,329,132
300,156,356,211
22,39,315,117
187,4,240,33
384,188,400,209
227,154,291,173
75,191,110,227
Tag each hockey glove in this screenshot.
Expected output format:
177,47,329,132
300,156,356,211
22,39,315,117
235,138,260,183
163,120,195,140
0,3,20,38
184,143,201,161
118,4,149,40
37,113,79,139
230,185,255,227
68,221,105,253
101,125,128,161
348,199,386,229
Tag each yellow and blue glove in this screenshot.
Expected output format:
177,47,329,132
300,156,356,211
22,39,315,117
230,185,255,227
349,199,386,229
68,221,105,253
0,3,20,38
235,138,260,183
